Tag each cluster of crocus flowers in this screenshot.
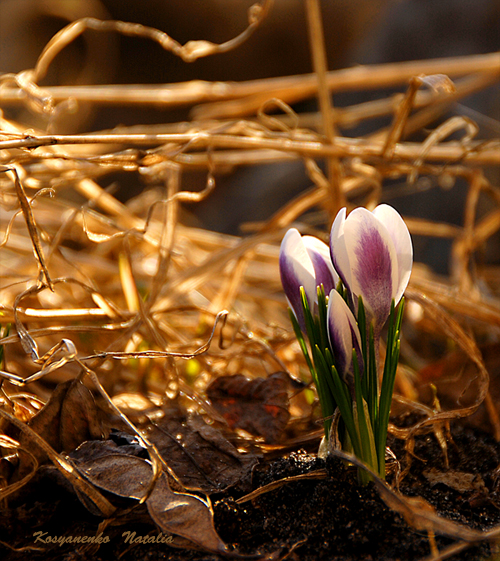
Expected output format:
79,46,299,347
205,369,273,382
280,204,413,481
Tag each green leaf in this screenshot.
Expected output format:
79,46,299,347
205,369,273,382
290,306,332,437
367,324,378,424
310,345,336,436
316,347,361,458
353,351,377,479
316,285,330,357
300,286,319,348
357,297,368,398
289,309,314,376
376,298,404,477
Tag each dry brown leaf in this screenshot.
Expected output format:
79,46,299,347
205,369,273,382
423,468,486,494
146,413,259,493
207,371,291,443
147,472,229,555
75,453,154,501
26,378,105,457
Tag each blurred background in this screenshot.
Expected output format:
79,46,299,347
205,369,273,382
0,0,499,273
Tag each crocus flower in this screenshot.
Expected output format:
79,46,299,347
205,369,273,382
327,289,363,378
329,205,412,331
280,228,338,330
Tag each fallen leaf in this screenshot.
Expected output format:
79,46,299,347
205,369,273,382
423,468,486,493
15,379,105,477
59,379,106,452
67,437,152,515
146,413,259,494
75,453,153,501
206,371,291,443
71,431,149,464
28,379,104,453
147,472,229,555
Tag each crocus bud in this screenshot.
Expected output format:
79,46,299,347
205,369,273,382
279,228,338,330
330,205,412,331
327,289,362,378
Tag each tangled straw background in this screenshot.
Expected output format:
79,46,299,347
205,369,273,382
1,2,500,556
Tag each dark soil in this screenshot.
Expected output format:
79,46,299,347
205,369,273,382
2,423,500,561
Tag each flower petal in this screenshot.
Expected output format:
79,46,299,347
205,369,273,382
342,208,399,329
279,228,317,329
372,204,413,304
329,207,352,293
302,235,338,295
327,289,359,377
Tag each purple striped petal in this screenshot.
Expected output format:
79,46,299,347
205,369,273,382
279,228,317,330
302,235,339,296
330,207,401,330
372,204,413,305
327,289,361,377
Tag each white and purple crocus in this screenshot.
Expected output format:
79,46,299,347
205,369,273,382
280,203,412,343
280,204,412,478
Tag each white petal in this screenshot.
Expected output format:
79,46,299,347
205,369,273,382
372,204,413,304
329,207,352,290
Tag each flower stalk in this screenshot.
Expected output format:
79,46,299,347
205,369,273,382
280,205,412,482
